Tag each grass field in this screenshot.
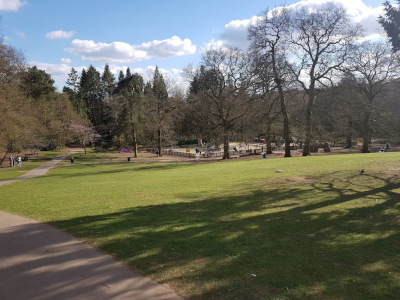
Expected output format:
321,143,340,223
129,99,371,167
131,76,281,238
1,152,399,299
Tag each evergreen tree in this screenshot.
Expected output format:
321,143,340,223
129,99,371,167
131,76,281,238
118,70,125,82
379,1,400,52
64,67,85,114
101,63,115,98
21,66,56,100
126,67,132,78
146,66,174,155
78,65,104,128
114,73,145,157
66,67,79,91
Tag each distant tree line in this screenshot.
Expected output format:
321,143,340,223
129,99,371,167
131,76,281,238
2,1,400,161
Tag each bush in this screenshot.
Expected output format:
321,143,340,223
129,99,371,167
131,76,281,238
177,138,198,146
39,142,58,151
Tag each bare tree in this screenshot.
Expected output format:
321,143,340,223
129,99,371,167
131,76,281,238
248,6,294,157
329,74,364,149
347,40,400,152
187,48,255,159
287,2,362,156
0,41,25,83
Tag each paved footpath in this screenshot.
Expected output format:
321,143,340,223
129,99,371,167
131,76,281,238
0,152,75,186
0,153,182,299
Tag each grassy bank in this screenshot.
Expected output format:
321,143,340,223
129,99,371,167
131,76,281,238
1,152,399,299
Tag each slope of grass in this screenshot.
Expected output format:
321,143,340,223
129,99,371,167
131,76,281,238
1,153,399,299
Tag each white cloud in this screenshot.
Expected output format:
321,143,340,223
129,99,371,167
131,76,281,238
100,65,182,83
0,0,26,11
208,0,384,51
29,61,71,78
46,30,77,39
60,58,71,64
217,16,259,50
65,35,197,63
16,31,25,38
287,0,384,38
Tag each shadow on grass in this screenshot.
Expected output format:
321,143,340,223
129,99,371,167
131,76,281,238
48,174,400,299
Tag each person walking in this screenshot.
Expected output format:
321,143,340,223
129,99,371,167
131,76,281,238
16,155,22,167
9,155,14,167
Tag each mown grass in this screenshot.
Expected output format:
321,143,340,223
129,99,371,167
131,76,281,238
0,152,399,299
0,151,60,181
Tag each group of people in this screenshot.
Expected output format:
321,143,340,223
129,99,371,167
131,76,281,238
9,155,22,167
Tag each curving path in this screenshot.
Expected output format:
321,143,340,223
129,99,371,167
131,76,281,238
0,152,182,299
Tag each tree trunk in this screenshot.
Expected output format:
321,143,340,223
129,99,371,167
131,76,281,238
157,128,162,156
131,124,138,158
82,141,87,154
0,151,9,166
266,123,273,155
223,130,230,159
274,62,291,157
345,118,353,149
282,107,291,157
361,110,371,153
303,97,313,156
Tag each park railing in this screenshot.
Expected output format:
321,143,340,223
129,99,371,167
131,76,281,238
162,149,196,158
161,148,264,159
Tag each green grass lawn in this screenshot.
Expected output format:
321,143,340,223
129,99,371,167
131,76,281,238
1,153,399,299
0,151,60,181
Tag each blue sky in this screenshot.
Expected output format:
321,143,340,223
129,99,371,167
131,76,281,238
0,0,387,91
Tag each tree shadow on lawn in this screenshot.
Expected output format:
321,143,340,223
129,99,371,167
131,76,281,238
49,174,400,299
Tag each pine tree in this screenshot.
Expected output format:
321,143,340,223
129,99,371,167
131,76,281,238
66,67,79,91
101,63,115,98
114,73,145,157
147,66,173,156
21,66,56,100
379,1,400,51
126,67,132,78
64,67,85,114
79,65,103,127
118,70,125,83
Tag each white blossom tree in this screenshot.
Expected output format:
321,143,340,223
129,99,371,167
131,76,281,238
70,124,101,154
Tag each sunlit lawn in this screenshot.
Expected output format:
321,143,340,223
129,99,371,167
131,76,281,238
1,152,399,299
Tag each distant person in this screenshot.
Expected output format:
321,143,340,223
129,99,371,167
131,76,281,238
9,155,14,167
16,155,22,167
386,142,390,150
